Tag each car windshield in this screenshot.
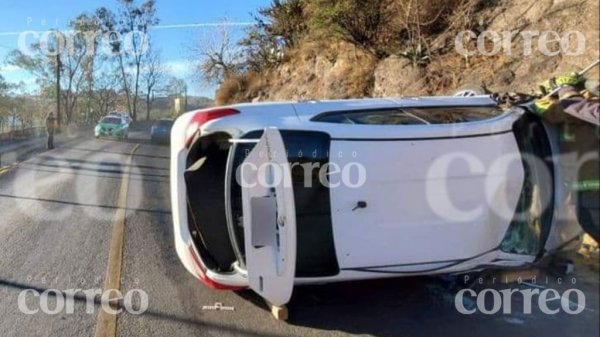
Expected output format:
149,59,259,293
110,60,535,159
101,117,122,125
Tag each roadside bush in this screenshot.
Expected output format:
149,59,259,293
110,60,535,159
239,0,307,74
307,0,398,58
215,73,266,105
257,0,307,48
239,26,285,74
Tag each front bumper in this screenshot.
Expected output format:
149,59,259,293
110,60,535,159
95,128,125,137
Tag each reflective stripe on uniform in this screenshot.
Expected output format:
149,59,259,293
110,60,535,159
572,180,600,191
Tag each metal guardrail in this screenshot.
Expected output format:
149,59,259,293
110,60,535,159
0,124,94,167
0,127,46,143
0,127,46,168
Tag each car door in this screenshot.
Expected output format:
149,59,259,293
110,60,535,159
329,132,524,270
240,128,297,306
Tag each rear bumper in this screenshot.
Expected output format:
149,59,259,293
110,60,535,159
151,132,170,143
170,114,248,290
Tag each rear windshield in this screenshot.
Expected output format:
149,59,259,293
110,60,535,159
312,106,502,125
101,117,122,124
156,120,174,127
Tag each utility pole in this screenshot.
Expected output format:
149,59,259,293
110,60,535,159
183,83,188,112
55,33,61,129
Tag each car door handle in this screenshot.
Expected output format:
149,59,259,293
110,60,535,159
352,201,368,211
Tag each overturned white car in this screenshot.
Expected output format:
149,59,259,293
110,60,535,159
170,96,583,306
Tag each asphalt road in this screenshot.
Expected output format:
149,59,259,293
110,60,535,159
0,124,598,337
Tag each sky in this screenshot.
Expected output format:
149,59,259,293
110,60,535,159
0,0,271,97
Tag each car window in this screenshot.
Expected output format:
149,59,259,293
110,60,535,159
405,106,503,124
312,106,502,125
101,117,122,124
313,109,426,125
156,120,174,127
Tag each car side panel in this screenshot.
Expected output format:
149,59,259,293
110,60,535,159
329,132,524,270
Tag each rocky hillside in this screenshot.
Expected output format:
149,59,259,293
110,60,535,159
215,0,599,104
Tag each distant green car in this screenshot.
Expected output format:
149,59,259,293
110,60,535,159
95,116,129,140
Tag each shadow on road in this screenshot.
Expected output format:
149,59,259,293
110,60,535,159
35,155,169,171
67,147,170,160
14,165,169,185
236,277,451,337
20,161,169,179
0,279,285,337
0,193,171,216
235,270,599,337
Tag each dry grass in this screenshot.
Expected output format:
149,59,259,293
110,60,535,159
215,76,245,105
215,0,599,103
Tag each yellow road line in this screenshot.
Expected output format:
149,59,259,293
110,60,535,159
94,144,140,337
0,164,17,176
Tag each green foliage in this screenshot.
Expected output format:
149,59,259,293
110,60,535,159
257,0,307,48
308,0,396,57
0,75,8,121
306,0,467,59
7,42,56,88
239,25,284,73
0,75,9,96
237,0,307,74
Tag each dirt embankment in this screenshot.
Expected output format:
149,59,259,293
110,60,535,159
216,0,599,104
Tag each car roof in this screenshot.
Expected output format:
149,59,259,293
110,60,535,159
198,95,519,141
222,95,498,120
292,96,497,118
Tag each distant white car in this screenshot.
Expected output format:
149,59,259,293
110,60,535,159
170,96,582,306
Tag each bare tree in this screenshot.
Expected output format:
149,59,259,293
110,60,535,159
92,69,121,119
191,21,242,85
142,49,167,120
0,75,9,133
96,0,159,121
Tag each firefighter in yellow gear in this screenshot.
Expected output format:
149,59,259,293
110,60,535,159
533,76,599,241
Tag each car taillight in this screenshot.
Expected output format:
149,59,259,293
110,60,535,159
187,245,244,291
184,108,240,148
